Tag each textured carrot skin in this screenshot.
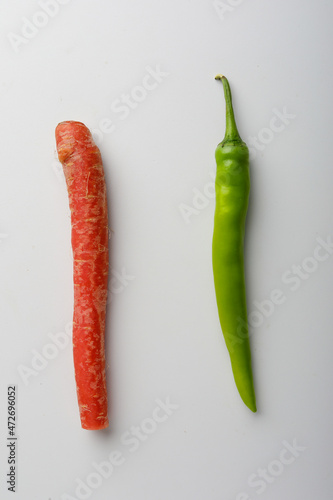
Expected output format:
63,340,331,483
55,121,109,430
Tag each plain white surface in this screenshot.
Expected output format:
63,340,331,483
0,0,333,499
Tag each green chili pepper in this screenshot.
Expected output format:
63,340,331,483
212,75,256,412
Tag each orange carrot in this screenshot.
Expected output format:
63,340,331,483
55,121,109,430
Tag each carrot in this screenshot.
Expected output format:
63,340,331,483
55,121,109,430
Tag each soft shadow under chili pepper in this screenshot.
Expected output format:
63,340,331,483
212,75,256,412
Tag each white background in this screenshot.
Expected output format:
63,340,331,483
0,1,333,499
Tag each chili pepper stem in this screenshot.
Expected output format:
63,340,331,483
215,75,242,144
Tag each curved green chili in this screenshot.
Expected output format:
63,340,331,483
212,75,256,412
